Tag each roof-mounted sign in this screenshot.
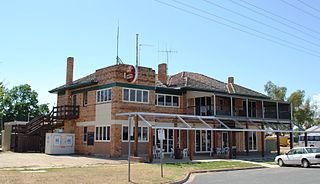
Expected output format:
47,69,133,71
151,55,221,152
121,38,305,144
125,65,138,83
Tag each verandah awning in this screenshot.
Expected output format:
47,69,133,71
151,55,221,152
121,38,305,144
116,112,319,134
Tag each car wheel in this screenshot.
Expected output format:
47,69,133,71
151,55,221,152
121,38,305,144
278,159,285,167
302,159,310,168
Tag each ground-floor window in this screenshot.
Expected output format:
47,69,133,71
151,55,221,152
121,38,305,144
195,130,212,152
155,128,174,153
222,132,228,148
82,126,87,144
95,125,111,141
248,131,257,151
122,126,149,142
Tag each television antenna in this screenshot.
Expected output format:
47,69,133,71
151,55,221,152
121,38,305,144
116,22,123,65
158,48,177,66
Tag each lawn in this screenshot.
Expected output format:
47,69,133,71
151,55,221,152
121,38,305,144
0,161,261,184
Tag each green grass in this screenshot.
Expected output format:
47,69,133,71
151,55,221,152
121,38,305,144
165,161,260,170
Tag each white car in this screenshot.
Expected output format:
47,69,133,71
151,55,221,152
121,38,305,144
275,147,320,168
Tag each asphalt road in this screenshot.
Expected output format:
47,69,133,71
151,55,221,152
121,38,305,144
187,166,320,184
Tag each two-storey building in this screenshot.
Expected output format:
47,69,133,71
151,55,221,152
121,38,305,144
49,57,293,161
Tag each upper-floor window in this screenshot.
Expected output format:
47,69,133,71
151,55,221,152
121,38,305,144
156,94,179,107
95,125,111,142
83,91,88,106
96,88,112,103
123,88,149,103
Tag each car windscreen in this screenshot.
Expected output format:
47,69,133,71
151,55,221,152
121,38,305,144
305,148,320,153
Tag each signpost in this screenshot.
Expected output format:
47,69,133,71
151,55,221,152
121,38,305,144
158,129,165,178
128,117,132,182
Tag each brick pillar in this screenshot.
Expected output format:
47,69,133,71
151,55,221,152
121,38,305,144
245,122,249,156
228,132,233,159
174,123,178,148
148,128,154,162
188,130,194,160
66,57,74,85
158,63,167,85
261,123,265,158
110,124,122,157
212,130,216,154
134,116,139,157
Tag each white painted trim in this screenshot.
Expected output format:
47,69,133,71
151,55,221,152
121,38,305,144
95,125,111,142
121,125,149,142
155,93,180,108
96,88,112,104
122,88,149,104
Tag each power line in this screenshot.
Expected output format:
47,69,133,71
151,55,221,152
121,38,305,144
296,0,320,14
202,0,320,48
155,0,320,57
228,0,320,41
280,0,320,21
236,0,320,36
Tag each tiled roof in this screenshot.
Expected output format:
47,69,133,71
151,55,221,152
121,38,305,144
166,72,270,99
49,73,97,93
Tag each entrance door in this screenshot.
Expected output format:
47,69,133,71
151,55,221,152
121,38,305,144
248,101,256,118
195,130,212,153
155,128,174,153
248,131,257,151
222,132,228,148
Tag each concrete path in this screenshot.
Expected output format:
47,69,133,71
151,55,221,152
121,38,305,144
0,152,123,169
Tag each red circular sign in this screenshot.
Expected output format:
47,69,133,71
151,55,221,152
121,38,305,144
125,65,138,83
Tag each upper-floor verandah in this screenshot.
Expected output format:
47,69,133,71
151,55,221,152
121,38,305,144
185,92,292,121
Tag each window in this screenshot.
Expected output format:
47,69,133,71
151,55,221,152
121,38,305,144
82,127,87,143
123,88,149,103
156,94,180,107
72,95,77,106
83,92,88,106
122,125,148,142
96,88,112,103
95,125,111,141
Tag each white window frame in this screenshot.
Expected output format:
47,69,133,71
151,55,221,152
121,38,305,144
156,93,180,108
96,88,112,103
195,130,212,153
121,125,149,142
248,131,258,151
122,88,149,104
95,125,111,142
82,126,88,144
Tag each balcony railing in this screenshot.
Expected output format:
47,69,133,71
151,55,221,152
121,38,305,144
186,105,290,120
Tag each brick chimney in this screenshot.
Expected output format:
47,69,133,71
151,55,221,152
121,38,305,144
66,57,74,85
158,63,167,85
228,76,234,84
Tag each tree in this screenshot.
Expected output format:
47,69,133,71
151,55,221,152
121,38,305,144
264,81,287,101
0,82,5,130
287,90,305,110
2,84,49,122
294,98,315,129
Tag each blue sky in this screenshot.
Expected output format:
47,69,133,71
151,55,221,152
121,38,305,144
0,0,320,108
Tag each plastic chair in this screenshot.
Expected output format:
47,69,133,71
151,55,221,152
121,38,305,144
170,148,174,158
182,148,188,158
